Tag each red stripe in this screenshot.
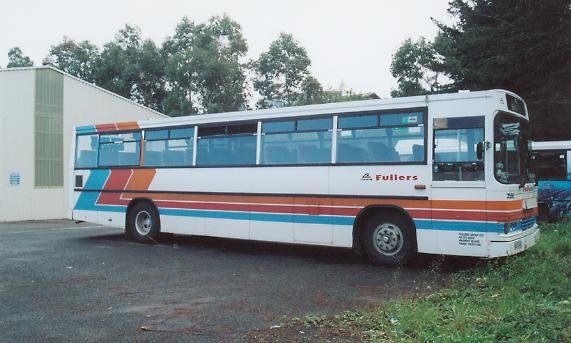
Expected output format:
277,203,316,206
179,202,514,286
97,170,132,205
95,123,117,132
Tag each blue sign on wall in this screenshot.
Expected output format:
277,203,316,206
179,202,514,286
9,172,20,186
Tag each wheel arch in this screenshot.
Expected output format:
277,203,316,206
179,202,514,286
352,204,418,253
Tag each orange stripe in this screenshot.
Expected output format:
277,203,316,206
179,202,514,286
432,199,524,211
125,169,156,191
115,121,139,131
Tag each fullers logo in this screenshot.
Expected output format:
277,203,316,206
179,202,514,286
375,174,419,181
361,173,373,181
361,173,419,181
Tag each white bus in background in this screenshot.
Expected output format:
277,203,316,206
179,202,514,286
71,90,539,265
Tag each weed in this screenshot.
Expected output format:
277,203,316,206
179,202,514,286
313,223,571,342
303,314,327,327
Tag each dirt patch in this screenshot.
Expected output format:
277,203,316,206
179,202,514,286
246,321,367,343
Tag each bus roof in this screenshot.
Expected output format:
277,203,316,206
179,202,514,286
76,89,525,133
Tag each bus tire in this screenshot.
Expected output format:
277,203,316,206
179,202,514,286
537,203,549,223
361,212,414,266
127,202,160,243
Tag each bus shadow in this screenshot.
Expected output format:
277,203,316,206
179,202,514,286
162,233,370,266
81,232,484,271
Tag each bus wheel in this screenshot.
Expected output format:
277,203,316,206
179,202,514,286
362,212,414,266
537,203,549,223
128,202,160,243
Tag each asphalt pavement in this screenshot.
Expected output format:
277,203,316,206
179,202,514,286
0,220,449,342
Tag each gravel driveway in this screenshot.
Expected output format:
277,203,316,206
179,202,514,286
0,220,448,342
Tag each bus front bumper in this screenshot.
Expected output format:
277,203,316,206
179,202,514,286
488,225,540,258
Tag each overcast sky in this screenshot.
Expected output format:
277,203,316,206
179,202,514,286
0,0,453,98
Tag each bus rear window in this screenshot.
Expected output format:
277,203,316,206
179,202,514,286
75,134,99,168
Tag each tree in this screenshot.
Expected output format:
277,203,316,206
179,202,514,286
7,47,33,68
162,17,198,116
132,39,167,111
295,76,326,105
433,0,571,139
96,25,166,112
44,37,100,82
390,38,448,97
162,15,248,116
192,15,248,113
252,33,312,108
96,25,144,98
324,88,380,103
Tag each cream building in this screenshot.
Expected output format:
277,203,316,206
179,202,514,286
0,66,166,221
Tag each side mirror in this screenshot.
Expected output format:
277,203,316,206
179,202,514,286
476,142,484,160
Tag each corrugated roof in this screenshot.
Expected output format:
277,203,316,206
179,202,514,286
0,66,168,118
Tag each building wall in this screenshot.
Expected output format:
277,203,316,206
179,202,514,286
0,67,165,221
0,69,38,221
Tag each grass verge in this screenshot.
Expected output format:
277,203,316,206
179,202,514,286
253,223,571,342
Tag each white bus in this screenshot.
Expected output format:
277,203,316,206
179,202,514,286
70,90,539,265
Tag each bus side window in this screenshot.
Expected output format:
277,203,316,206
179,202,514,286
196,124,257,166
260,118,332,165
336,112,425,164
98,132,142,167
143,128,194,167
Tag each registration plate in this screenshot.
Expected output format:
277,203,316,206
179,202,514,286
514,239,522,250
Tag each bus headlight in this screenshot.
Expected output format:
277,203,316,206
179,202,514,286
504,222,518,234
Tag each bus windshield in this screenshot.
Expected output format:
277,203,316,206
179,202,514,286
494,112,532,185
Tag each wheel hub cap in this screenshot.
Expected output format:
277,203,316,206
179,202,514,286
373,223,403,256
135,211,152,236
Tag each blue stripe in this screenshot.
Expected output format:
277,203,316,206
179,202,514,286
416,219,489,232
83,169,110,189
74,170,111,211
76,125,97,134
159,208,355,225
